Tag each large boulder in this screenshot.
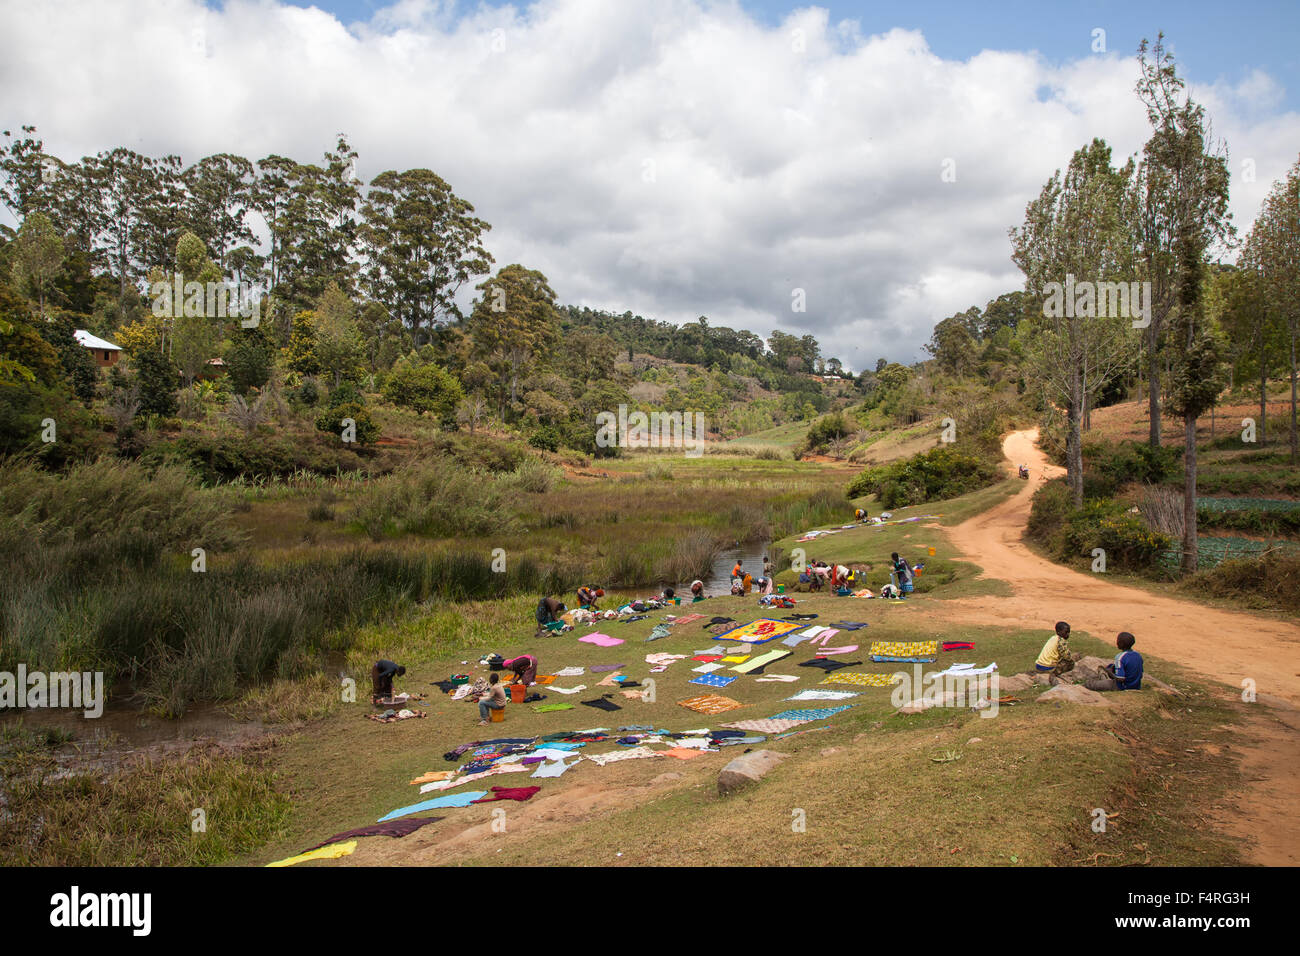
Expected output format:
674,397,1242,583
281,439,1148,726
1037,683,1113,707
1055,656,1113,685
997,673,1037,693
717,749,788,794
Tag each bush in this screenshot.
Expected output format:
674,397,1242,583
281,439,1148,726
847,446,999,509
1028,478,1171,571
315,401,379,445
142,430,377,484
1026,478,1073,553
1082,440,1183,497
801,412,852,456
1179,550,1300,612
348,456,520,539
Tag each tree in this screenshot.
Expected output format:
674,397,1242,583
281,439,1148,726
382,355,464,423
1132,35,1235,453
312,282,365,388
468,264,559,416
10,211,65,318
358,167,493,333
1010,138,1139,506
1133,36,1234,571
1243,156,1300,464
135,347,179,417
225,325,274,395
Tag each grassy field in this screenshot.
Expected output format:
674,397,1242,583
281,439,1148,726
0,448,1258,868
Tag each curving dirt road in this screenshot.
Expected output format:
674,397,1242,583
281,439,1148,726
943,429,1300,706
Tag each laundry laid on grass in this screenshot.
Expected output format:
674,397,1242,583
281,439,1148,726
677,693,744,715
715,618,803,644
797,658,863,672
579,633,624,647
267,840,358,867
366,709,426,723
869,641,939,662
718,718,809,734
821,671,903,687
379,791,489,822
730,648,792,674
688,672,739,688
767,704,856,721
303,817,442,853
785,689,861,701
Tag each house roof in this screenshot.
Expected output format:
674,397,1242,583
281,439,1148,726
73,330,121,351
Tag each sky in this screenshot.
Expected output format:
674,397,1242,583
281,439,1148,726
2,0,1297,371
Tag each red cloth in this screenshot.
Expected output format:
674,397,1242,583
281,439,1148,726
472,786,541,804
942,642,975,651
692,655,723,662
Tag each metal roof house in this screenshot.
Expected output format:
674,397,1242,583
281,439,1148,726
73,330,123,368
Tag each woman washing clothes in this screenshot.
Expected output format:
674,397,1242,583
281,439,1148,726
503,654,539,686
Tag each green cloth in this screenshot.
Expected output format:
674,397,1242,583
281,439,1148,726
534,703,574,713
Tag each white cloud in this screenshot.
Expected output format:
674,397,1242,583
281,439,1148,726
2,0,1296,369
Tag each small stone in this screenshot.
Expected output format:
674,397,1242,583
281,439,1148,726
820,747,842,756
967,737,983,745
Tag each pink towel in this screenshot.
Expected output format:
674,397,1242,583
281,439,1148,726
816,644,859,656
579,632,624,647
806,628,841,646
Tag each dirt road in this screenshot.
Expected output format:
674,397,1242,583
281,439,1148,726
944,429,1300,706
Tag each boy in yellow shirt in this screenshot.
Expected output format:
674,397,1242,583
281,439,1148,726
1035,621,1075,676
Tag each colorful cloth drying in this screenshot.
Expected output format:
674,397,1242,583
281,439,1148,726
585,747,662,766
378,791,488,822
303,817,441,853
589,663,624,673
731,648,792,674
580,633,624,647
767,704,855,721
688,672,738,687
821,671,903,687
785,689,861,701
534,703,574,713
815,645,859,656
718,717,809,733
267,840,357,867
693,662,724,673
473,786,541,803
677,693,745,715
531,759,577,778
716,618,802,644
798,658,863,672
942,642,975,651
869,641,938,662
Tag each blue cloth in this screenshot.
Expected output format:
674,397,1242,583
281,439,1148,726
1115,650,1143,690
767,705,855,721
688,673,738,687
378,791,488,822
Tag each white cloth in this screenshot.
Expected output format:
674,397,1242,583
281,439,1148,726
692,662,724,673
785,689,861,701
754,674,800,682
549,684,588,695
554,666,585,677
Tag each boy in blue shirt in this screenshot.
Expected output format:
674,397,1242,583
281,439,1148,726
1085,632,1144,691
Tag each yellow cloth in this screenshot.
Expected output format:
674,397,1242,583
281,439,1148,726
410,770,456,785
266,840,357,868
1036,635,1065,668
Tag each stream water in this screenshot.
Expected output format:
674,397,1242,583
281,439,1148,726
701,541,771,596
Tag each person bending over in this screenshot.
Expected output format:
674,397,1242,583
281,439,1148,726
577,585,604,609
690,580,705,602
478,673,507,725
371,659,406,701
504,654,538,686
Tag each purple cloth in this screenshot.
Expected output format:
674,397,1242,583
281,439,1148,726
589,663,624,673
303,816,442,852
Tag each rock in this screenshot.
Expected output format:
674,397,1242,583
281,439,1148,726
1037,683,1113,707
820,747,843,756
997,673,1036,693
967,737,983,745
1055,656,1112,685
650,772,684,785
717,749,788,794
897,690,960,714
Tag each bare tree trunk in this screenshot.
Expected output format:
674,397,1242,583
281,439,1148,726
1260,352,1268,447
1182,411,1198,573
1068,361,1084,508
1290,332,1298,465
1148,326,1161,447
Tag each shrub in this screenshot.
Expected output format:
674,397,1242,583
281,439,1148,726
348,457,519,539
847,446,999,509
315,401,379,445
1180,550,1300,612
